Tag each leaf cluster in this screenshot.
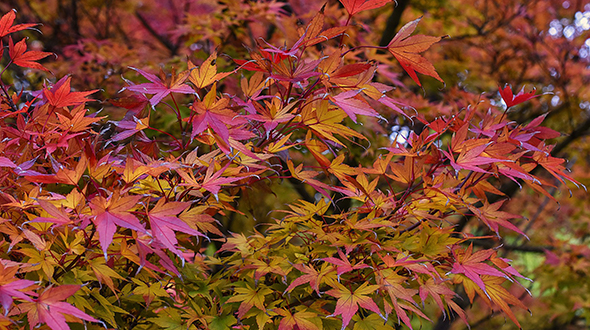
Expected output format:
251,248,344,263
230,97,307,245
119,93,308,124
0,2,581,330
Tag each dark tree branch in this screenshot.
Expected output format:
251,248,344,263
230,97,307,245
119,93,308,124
470,239,554,253
135,11,178,55
378,0,411,47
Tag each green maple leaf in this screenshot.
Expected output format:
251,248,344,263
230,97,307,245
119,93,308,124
226,284,272,319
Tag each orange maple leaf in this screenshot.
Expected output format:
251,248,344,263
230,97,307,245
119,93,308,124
387,17,443,86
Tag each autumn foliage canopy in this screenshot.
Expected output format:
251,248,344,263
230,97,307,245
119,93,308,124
0,0,588,329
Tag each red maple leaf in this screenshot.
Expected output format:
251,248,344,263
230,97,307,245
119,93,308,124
199,160,242,196
147,199,205,259
442,142,507,174
126,67,194,106
43,76,98,108
469,200,527,237
22,285,98,330
387,17,443,86
0,10,37,38
284,263,327,296
330,90,378,123
8,37,52,72
234,49,289,72
326,282,383,330
322,249,370,279
109,94,150,120
499,84,539,108
187,84,245,144
89,192,145,258
111,116,149,141
418,279,467,324
339,0,393,16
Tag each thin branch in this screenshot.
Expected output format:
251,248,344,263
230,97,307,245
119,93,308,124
378,0,411,47
135,11,178,55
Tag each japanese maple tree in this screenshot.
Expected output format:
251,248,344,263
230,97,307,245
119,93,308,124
0,1,587,330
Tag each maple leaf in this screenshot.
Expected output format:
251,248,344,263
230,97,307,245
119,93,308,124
126,67,194,106
339,0,393,16
327,154,358,182
199,160,242,196
300,100,365,147
353,314,395,330
22,285,98,330
269,57,321,83
468,200,527,237
287,159,347,198
266,133,295,153
43,76,98,108
300,4,326,42
179,206,223,236
89,192,146,258
326,282,383,330
131,278,168,307
54,104,104,133
188,83,245,144
418,279,458,320
379,254,435,276
0,264,34,312
442,142,508,174
276,308,320,330
387,17,443,86
245,98,296,131
284,263,329,296
148,199,206,259
377,272,422,329
226,284,272,319
112,116,150,141
109,94,150,119
32,199,73,225
533,147,579,186
24,154,88,185
330,90,378,123
0,10,37,37
243,258,288,281
322,249,370,280
450,245,507,295
89,258,125,294
8,37,52,72
462,275,529,328
499,84,539,108
0,157,16,168
188,51,232,89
